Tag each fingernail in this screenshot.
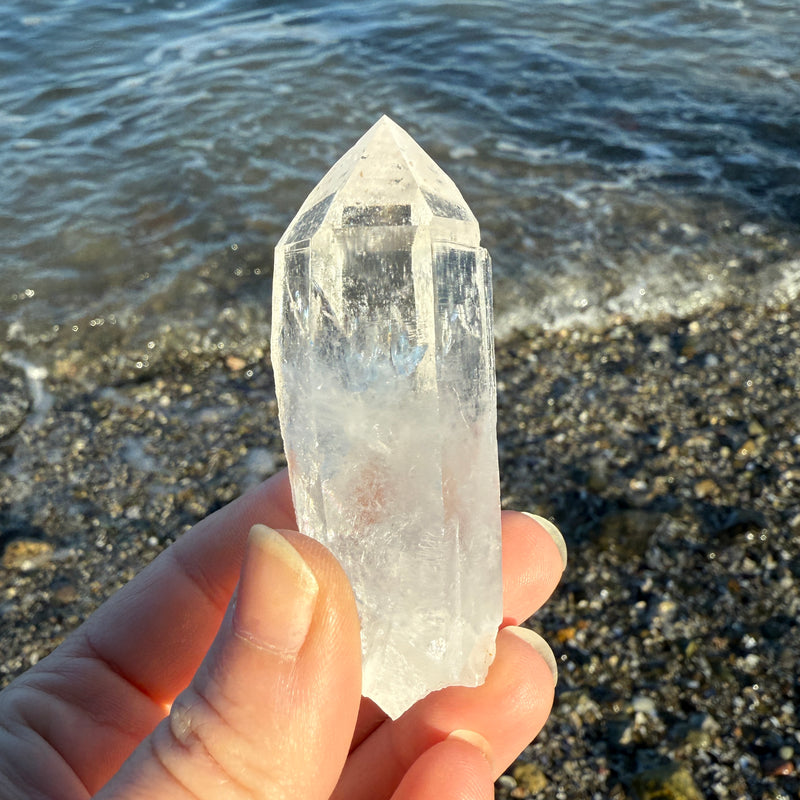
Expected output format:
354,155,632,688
447,729,493,766
233,524,319,656
505,626,558,686
522,513,568,571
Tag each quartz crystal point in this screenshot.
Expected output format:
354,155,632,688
271,115,502,718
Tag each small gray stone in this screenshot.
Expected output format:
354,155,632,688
0,365,30,439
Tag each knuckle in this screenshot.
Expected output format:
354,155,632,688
151,685,291,800
152,688,253,799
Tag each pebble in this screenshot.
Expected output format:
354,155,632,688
693,478,719,499
511,763,548,796
496,774,517,791
224,354,247,371
631,765,703,800
770,761,794,777
734,439,760,467
51,581,79,605
556,627,576,643
683,729,712,750
1,539,54,571
0,364,30,439
630,695,658,716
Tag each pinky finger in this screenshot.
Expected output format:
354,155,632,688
390,732,494,800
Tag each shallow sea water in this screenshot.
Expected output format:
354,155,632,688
1,0,799,348
2,10,800,796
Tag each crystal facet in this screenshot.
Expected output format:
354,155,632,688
271,115,502,718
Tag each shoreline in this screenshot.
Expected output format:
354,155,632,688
2,297,799,797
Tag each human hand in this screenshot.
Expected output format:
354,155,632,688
0,469,565,799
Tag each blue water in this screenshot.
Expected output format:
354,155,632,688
2,0,799,349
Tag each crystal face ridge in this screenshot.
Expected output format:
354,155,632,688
272,115,502,719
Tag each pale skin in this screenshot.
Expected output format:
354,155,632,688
0,469,565,799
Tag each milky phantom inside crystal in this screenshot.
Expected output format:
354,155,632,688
271,115,502,718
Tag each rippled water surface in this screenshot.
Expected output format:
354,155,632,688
2,0,799,344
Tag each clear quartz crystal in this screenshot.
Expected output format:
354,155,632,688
271,115,502,719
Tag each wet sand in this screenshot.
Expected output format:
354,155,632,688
1,298,798,798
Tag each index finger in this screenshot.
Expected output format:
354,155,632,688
7,469,298,795
77,468,298,704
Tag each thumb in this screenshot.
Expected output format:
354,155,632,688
96,525,363,800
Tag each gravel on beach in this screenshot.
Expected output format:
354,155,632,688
1,298,798,799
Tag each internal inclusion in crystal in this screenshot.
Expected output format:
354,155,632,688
272,116,502,718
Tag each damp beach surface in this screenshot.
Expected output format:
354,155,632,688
2,1,800,797
2,297,799,798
